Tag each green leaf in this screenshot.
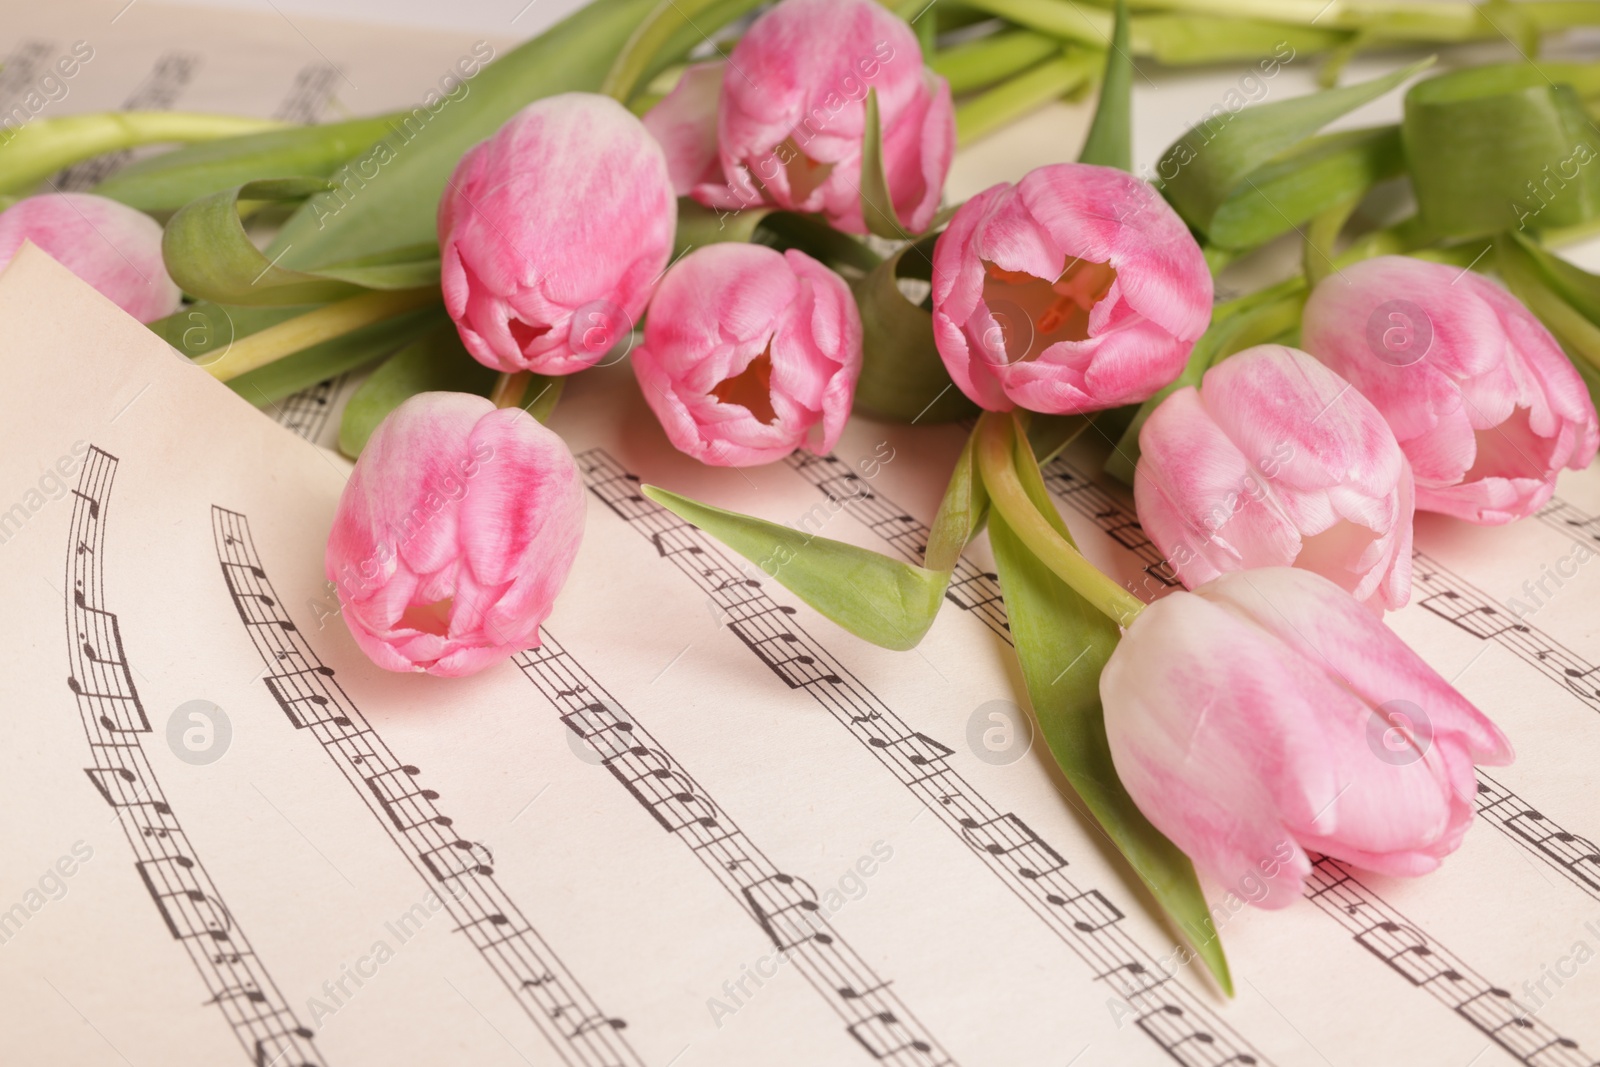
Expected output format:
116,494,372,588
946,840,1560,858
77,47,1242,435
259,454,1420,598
955,49,1101,148
1496,233,1600,404
1077,0,1131,171
227,306,443,408
268,0,666,270
93,116,397,214
673,198,774,260
338,319,499,457
1160,57,1431,242
1507,230,1600,324
163,179,441,306
602,0,765,104
640,428,992,649
851,237,979,424
989,426,1233,995
861,88,911,239
0,112,283,197
1205,124,1404,250
1404,63,1600,239
641,485,949,651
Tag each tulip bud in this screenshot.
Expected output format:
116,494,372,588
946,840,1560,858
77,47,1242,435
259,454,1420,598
325,392,584,677
0,193,181,322
632,243,862,467
931,163,1212,415
438,92,675,376
644,0,955,235
1135,345,1415,612
1301,255,1599,524
1103,567,1513,909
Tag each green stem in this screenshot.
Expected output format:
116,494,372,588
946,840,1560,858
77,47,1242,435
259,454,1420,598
960,0,1111,48
932,29,1061,95
601,0,762,103
0,112,286,196
203,288,440,382
956,49,1103,145
977,412,1145,627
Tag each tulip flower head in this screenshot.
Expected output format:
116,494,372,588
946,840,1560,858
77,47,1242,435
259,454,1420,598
1102,567,1512,909
0,193,181,323
325,392,585,677
632,243,862,467
439,92,676,376
643,0,955,235
1301,256,1599,524
1135,345,1415,611
932,163,1212,415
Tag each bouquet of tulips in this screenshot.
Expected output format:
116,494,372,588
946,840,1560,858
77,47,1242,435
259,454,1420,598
4,0,1600,990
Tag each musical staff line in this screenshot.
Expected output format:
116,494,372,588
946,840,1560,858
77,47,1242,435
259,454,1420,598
517,636,954,1066
581,448,1270,1067
211,507,641,1067
1537,496,1600,554
273,375,345,444
790,448,1600,1061
65,448,325,1067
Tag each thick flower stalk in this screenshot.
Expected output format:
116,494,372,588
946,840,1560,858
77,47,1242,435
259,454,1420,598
326,392,585,677
438,92,675,376
1135,345,1415,612
1301,256,1599,524
633,243,861,467
932,162,1212,415
0,193,180,322
642,0,955,234
1102,567,1513,909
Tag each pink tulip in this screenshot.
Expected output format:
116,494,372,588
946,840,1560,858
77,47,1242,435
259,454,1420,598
0,193,180,322
931,163,1212,415
1301,256,1599,524
438,92,675,376
325,392,584,677
632,243,861,467
1103,567,1512,909
1135,345,1415,612
643,0,955,235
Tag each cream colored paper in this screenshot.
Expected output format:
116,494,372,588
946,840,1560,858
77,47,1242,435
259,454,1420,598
1,245,1598,1067
4,2,1600,1063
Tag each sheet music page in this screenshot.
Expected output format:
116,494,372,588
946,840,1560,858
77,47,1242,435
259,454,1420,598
3,3,1600,1064
2,243,1599,1067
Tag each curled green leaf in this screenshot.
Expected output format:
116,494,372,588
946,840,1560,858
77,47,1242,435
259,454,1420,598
1405,63,1600,239
163,179,440,306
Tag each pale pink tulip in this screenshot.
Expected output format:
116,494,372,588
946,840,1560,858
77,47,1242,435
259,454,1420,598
644,0,954,235
1135,345,1415,611
326,392,584,677
633,243,861,467
1301,256,1598,524
0,193,180,322
932,163,1212,415
438,92,675,376
1103,567,1512,909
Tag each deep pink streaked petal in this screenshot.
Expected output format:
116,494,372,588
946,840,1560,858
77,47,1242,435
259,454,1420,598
930,163,1210,415
437,93,675,376
715,0,948,235
1301,255,1599,524
324,393,585,676
632,243,860,467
